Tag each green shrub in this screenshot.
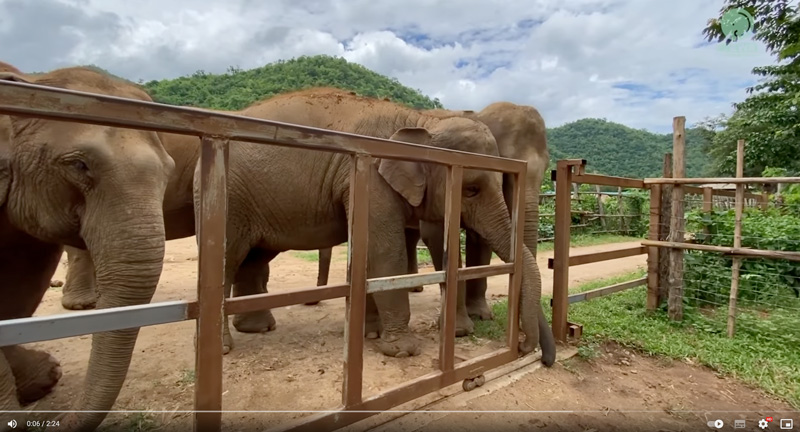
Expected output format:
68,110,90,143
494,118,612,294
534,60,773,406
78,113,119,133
684,207,800,307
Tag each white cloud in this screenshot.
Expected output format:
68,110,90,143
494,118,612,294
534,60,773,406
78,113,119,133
0,0,777,133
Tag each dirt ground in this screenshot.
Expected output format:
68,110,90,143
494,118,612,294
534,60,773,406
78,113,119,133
22,239,793,431
372,342,798,432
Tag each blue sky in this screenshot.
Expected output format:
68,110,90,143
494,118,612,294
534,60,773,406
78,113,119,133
0,0,777,133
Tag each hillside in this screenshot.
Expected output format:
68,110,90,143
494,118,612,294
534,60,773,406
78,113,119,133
547,118,711,178
142,55,443,111
50,56,711,179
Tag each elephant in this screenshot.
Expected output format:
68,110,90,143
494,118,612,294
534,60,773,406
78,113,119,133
58,88,555,365
191,87,555,361
0,66,176,431
313,103,549,328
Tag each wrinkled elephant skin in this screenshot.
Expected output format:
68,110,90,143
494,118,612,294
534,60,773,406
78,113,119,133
0,64,175,431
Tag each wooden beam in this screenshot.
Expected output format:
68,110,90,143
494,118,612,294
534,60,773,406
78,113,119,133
728,140,745,338
547,246,646,269
668,117,686,321
642,240,800,262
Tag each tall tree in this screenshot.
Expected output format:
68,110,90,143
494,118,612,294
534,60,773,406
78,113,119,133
700,1,800,176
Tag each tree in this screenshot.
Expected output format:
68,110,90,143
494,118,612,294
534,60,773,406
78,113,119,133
699,1,800,176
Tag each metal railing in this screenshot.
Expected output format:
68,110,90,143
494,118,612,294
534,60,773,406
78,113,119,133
0,80,529,432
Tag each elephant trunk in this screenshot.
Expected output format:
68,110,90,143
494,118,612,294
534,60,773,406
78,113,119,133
62,195,166,430
469,193,556,364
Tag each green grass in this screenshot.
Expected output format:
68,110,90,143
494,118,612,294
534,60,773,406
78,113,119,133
474,269,800,409
292,251,321,262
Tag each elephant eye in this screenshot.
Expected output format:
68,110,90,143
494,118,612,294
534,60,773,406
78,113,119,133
464,185,480,198
72,160,89,172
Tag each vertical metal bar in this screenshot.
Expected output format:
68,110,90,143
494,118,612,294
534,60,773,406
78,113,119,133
194,136,229,432
440,165,463,372
343,154,371,407
506,170,526,350
552,161,572,342
646,184,661,311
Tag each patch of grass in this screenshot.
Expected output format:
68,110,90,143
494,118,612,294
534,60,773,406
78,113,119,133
177,368,195,385
576,340,601,360
123,412,159,432
474,269,800,409
292,251,319,262
537,234,641,253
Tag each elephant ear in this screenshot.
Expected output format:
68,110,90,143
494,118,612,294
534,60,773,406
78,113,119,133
377,128,431,207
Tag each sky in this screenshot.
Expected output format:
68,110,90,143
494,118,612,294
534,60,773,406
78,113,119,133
0,0,778,133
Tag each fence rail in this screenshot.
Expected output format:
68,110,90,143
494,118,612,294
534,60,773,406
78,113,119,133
0,80,530,432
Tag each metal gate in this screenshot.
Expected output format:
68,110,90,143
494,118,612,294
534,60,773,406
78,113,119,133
0,80,529,432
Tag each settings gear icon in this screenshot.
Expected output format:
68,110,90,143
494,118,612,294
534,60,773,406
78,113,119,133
759,418,769,429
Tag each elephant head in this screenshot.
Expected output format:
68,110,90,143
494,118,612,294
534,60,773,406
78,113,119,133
378,117,553,357
0,67,175,430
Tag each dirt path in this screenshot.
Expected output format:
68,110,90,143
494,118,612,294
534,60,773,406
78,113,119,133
25,239,647,430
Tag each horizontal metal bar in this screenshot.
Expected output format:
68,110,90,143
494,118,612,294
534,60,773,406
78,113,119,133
644,177,800,185
642,240,800,262
0,301,191,347
547,246,647,269
223,284,349,316
549,278,647,306
568,278,647,304
457,263,514,281
0,81,526,174
367,272,445,293
573,173,646,189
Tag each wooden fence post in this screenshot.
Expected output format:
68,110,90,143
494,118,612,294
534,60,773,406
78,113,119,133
657,153,673,306
552,161,573,342
703,187,713,237
617,186,626,235
728,140,746,337
596,185,606,231
646,183,662,311
668,117,686,321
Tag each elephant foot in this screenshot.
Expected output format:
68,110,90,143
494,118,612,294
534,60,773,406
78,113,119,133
60,288,98,310
438,311,475,337
409,286,424,293
223,331,235,355
466,297,494,321
6,347,62,405
375,331,421,358
365,319,381,340
233,310,277,333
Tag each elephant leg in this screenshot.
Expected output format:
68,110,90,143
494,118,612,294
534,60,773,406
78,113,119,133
419,221,473,337
465,229,494,320
364,294,381,339
217,243,252,355
406,228,424,293
60,246,98,310
306,247,333,306
0,352,22,428
232,248,278,333
2,346,62,405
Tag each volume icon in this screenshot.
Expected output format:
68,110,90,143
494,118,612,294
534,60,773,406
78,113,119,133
7,419,17,428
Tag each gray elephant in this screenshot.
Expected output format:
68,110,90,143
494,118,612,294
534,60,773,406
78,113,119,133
314,103,549,331
59,88,556,364
0,65,175,431
196,87,554,360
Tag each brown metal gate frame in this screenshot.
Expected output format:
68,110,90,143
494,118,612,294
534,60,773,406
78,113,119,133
0,80,529,432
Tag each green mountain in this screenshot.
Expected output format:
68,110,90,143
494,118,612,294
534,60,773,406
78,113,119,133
546,118,711,179
142,55,443,111
49,55,710,179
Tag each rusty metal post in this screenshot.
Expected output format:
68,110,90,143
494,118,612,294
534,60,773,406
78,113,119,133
194,136,229,432
343,154,371,407
551,161,573,342
440,165,463,371
507,170,526,350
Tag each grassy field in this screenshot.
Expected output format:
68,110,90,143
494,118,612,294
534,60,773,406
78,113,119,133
473,270,800,409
